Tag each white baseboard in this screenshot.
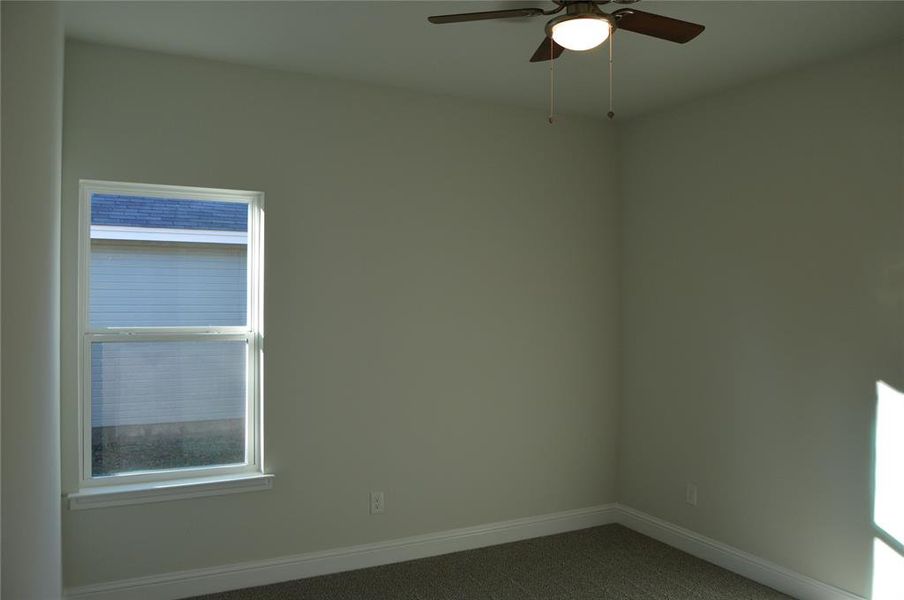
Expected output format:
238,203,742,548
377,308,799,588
616,504,865,600
65,503,866,600
65,504,620,600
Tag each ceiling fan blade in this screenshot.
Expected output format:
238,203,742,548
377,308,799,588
428,7,544,24
530,37,565,62
612,9,704,43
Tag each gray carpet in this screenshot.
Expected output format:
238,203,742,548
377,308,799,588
192,524,793,600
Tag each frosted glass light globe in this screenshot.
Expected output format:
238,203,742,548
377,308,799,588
551,17,611,51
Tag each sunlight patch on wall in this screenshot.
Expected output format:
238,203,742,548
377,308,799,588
875,381,904,543
872,538,904,600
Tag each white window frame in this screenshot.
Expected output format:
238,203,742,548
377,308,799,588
75,180,266,494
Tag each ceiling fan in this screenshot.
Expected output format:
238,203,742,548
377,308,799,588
427,0,705,62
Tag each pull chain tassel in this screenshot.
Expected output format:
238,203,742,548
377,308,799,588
607,30,615,119
548,37,555,124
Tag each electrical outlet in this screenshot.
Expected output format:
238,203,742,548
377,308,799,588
370,491,385,514
685,483,698,507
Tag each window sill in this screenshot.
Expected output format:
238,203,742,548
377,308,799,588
66,472,274,510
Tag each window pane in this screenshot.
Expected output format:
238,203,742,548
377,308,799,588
89,194,248,328
90,241,247,327
91,340,247,476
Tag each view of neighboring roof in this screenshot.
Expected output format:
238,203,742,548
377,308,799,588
91,194,248,232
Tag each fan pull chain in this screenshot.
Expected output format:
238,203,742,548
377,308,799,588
548,37,556,124
607,30,615,119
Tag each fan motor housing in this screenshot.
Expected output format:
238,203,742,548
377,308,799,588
545,3,616,38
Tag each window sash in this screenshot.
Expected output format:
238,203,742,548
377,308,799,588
77,180,264,489
80,331,260,487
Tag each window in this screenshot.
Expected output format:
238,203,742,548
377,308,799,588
74,180,266,501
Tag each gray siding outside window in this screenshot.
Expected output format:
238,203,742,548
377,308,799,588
90,240,247,328
91,340,247,428
90,240,248,427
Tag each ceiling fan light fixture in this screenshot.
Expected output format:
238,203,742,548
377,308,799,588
550,16,611,51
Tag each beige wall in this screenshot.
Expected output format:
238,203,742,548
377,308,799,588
60,42,620,587
618,42,904,597
1,2,64,598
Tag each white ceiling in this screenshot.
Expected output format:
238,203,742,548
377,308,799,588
64,1,904,119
